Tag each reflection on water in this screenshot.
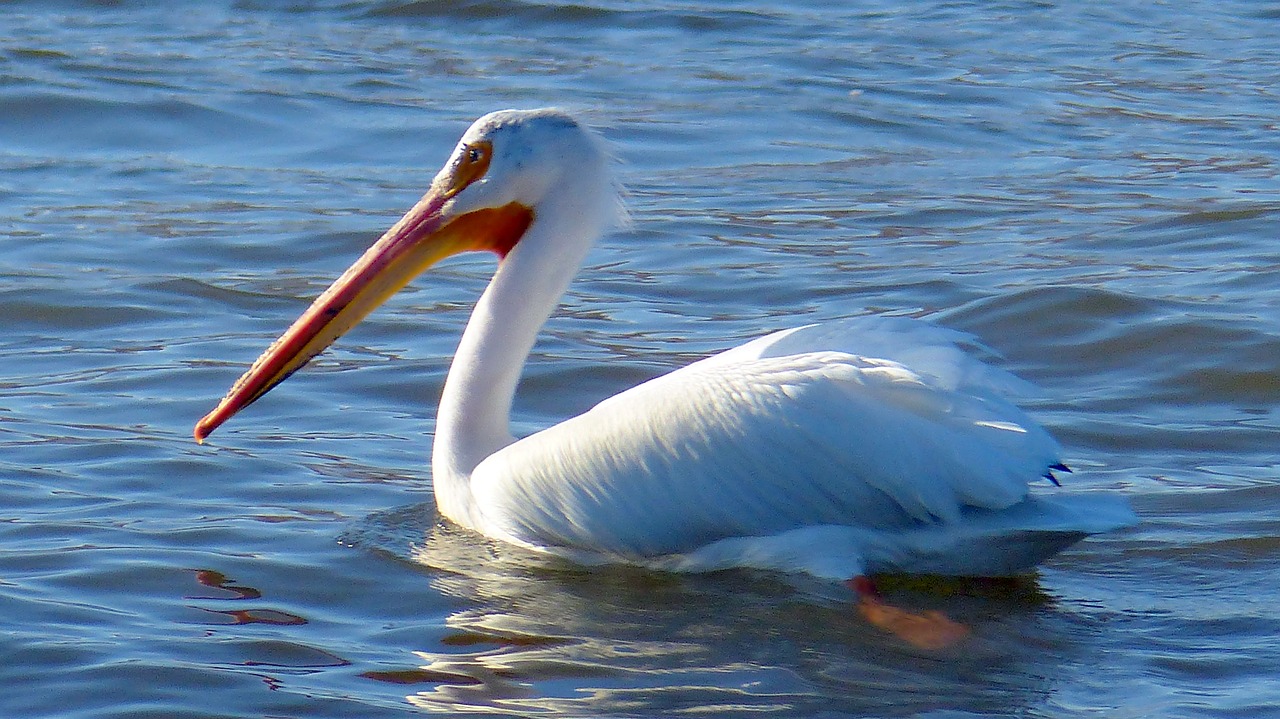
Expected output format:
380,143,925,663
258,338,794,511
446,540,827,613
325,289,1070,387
190,569,264,600
338,505,1083,717
2,0,1279,716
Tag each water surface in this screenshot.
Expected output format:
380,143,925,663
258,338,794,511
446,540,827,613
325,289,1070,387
2,1,1279,717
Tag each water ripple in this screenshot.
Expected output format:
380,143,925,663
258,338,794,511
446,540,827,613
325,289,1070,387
1,1,1277,717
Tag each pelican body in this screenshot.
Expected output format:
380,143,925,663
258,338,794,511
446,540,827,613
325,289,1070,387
196,109,1134,608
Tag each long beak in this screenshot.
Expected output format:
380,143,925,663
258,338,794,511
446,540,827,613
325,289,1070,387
194,191,533,443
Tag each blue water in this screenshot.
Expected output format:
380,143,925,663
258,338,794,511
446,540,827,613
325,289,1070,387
3,1,1279,717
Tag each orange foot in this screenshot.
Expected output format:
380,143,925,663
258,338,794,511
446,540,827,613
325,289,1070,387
847,577,970,651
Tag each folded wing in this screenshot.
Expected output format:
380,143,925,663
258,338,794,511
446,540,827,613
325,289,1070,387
466,317,1069,563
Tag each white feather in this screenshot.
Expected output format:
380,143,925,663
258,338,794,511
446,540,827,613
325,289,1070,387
464,316,1129,576
419,110,1135,579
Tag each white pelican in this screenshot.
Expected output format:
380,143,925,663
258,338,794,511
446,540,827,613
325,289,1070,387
196,108,1135,648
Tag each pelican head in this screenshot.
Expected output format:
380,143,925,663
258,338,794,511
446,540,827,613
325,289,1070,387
195,108,617,443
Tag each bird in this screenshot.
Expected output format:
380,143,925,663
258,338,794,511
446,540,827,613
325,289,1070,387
195,108,1136,649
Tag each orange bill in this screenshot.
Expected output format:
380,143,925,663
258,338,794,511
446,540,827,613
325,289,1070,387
194,178,532,443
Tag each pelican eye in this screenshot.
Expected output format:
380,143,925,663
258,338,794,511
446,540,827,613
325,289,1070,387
447,139,493,197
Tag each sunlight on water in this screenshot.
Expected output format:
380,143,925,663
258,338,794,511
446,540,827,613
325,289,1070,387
2,1,1279,717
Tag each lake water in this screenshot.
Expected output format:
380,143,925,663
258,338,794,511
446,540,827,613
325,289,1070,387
3,1,1279,716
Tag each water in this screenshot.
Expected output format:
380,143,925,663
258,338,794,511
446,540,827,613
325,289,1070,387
3,1,1279,716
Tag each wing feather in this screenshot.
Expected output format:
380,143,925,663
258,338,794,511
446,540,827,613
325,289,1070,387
469,317,1063,560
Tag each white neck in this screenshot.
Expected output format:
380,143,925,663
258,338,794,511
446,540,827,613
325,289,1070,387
431,171,614,529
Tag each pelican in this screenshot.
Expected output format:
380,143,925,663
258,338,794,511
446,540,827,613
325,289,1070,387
195,108,1135,648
